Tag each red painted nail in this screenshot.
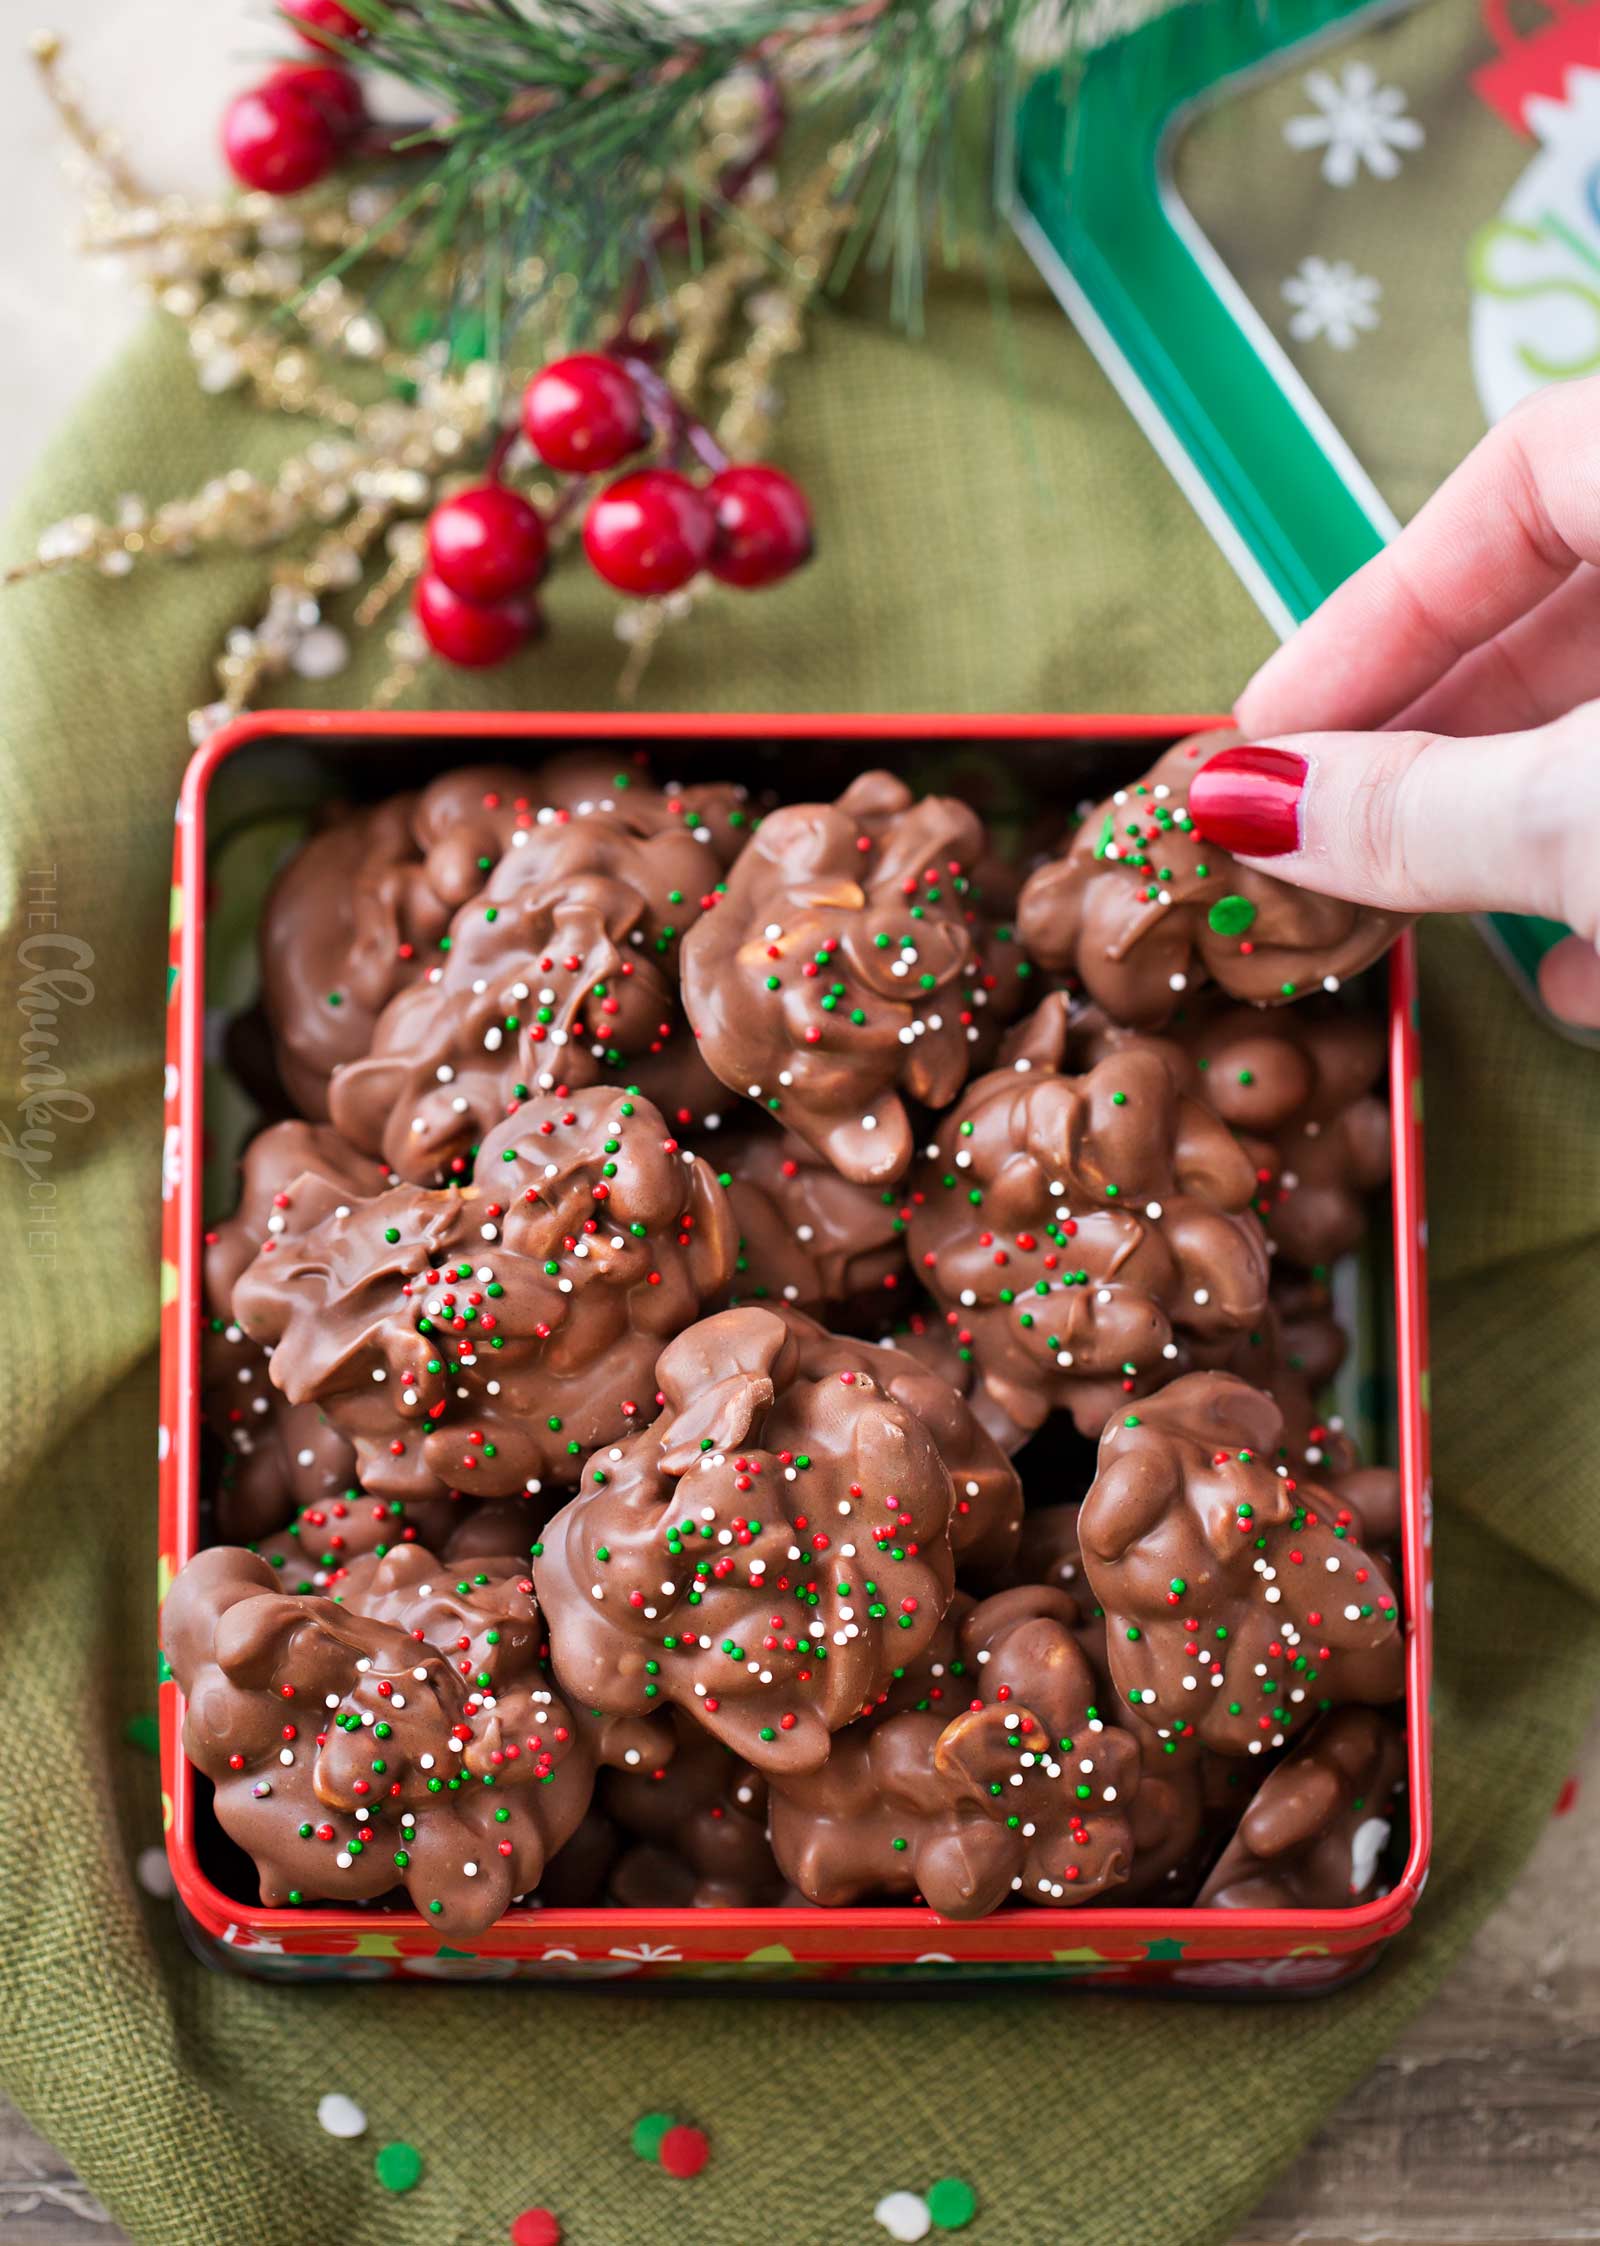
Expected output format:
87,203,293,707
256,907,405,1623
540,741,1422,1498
1188,745,1307,857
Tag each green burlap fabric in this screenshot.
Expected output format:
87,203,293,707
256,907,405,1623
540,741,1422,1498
4,279,1598,2246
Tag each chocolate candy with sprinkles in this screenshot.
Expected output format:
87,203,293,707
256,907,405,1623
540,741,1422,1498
1197,1706,1406,1907
203,1117,393,1314
1078,1371,1403,1757
697,1308,1023,1577
231,1083,735,1503
719,1125,911,1321
258,795,454,1119
680,769,1000,1187
252,1491,464,1593
767,1584,1138,1914
259,755,750,1125
603,1707,782,1908
906,1014,1270,1439
328,812,719,1185
1016,733,1405,1028
202,1318,359,1543
160,1545,594,1935
1081,996,1392,1272
534,1303,958,1776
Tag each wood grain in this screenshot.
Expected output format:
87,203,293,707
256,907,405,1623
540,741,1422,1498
4,1720,1596,2244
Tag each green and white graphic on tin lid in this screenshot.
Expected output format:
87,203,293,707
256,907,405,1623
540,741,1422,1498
1015,0,1599,1042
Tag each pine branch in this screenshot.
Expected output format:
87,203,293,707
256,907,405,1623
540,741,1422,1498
321,0,1073,351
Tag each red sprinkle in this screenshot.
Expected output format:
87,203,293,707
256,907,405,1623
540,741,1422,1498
658,2124,710,2179
510,2212,562,2246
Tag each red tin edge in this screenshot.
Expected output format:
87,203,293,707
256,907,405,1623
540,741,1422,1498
158,710,1432,1988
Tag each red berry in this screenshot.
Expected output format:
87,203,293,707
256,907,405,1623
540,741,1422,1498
282,0,369,54
583,470,714,597
707,464,814,588
414,573,537,668
264,63,365,141
222,79,340,194
522,354,646,473
657,2124,710,2179
427,484,548,604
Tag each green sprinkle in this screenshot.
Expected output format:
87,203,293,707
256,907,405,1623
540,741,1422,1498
632,2112,676,2162
374,2141,424,2194
1206,895,1260,937
927,2177,978,2230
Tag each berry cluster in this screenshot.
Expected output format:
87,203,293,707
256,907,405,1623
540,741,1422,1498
216,22,814,674
221,1,369,196
413,354,813,669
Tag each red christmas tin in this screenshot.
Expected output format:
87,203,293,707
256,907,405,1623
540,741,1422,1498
158,711,1432,1989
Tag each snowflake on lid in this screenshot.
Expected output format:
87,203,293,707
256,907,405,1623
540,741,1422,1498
1282,256,1382,352
1283,60,1424,187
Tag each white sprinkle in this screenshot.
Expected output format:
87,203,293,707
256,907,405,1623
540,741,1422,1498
317,2094,368,2140
136,1846,174,1899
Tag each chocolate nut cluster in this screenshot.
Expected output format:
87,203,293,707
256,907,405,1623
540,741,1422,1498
1017,734,1406,1029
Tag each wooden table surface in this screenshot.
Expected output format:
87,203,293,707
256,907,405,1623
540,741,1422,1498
4,1717,1596,2246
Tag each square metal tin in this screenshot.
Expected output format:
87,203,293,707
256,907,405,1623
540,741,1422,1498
159,711,1432,1989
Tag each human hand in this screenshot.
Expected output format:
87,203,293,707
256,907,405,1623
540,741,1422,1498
1189,375,1600,1027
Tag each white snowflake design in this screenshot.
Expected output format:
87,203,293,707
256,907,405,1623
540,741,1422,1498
1284,61,1424,187
1282,257,1381,350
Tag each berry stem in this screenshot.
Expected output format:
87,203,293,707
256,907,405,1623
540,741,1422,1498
485,424,520,484
620,354,729,476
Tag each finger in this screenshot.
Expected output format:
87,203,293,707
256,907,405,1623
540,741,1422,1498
1396,565,1600,737
1187,706,1600,928
1538,935,1600,1030
1236,376,1600,736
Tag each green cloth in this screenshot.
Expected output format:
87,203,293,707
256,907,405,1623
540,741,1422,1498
3,279,1597,2246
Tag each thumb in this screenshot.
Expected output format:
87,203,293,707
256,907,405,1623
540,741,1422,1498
1189,707,1600,931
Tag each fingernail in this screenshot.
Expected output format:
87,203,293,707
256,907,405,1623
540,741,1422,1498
1188,745,1307,857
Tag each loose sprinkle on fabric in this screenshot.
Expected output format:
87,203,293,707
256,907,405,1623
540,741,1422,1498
374,2140,423,2193
927,2176,978,2229
658,2123,710,2178
316,2093,367,2140
135,1846,173,1899
631,2111,675,2161
510,2209,562,2246
875,2189,933,2241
